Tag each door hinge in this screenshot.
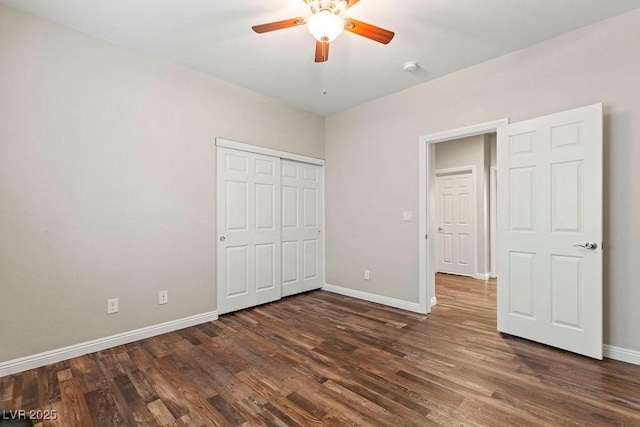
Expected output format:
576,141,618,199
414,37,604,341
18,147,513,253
425,234,428,239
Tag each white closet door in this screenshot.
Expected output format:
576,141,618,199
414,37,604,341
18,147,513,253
281,160,324,296
217,147,281,314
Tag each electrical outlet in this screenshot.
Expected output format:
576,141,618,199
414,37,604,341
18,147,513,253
159,290,168,305
107,298,118,314
403,211,413,221
364,269,370,281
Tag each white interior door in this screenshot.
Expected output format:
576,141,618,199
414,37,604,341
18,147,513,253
217,147,281,314
497,103,603,359
281,160,324,296
435,171,475,276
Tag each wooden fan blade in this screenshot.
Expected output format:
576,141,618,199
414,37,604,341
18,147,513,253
344,18,395,44
252,17,305,33
315,41,329,63
345,0,361,9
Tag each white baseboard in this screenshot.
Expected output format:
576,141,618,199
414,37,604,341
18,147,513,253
322,283,425,314
2,306,636,378
474,273,490,280
489,272,497,279
0,311,218,377
603,344,640,365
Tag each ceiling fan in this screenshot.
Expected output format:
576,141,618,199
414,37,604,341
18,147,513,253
252,0,395,63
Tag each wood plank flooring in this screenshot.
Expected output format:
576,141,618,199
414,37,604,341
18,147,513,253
2,273,640,426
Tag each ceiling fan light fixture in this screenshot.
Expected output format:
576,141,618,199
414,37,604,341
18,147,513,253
307,9,344,42
252,0,394,63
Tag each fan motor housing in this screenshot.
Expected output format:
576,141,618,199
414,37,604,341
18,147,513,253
305,0,348,15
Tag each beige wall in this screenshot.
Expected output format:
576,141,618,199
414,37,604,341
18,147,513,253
0,5,324,362
326,9,640,351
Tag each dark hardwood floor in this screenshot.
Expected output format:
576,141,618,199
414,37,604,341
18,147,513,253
2,274,640,426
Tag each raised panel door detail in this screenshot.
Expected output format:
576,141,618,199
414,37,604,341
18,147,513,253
282,163,298,179
255,158,275,176
509,167,535,231
442,178,453,189
282,240,298,284
441,234,453,265
458,234,470,265
551,255,583,330
551,122,581,150
458,193,469,224
551,161,582,233
509,252,535,319
457,177,469,189
303,167,318,182
255,183,275,230
282,186,298,228
442,194,453,224
226,181,248,231
303,239,318,280
255,244,275,291
226,246,249,297
303,188,318,228
509,132,535,156
225,154,248,173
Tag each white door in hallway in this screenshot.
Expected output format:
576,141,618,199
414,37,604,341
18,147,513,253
497,103,603,359
435,171,475,276
281,160,324,296
217,147,281,314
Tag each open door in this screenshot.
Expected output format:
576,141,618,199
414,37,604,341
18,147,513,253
497,103,603,359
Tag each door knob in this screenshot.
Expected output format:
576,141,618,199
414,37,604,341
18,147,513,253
573,242,597,250
438,227,444,232
220,236,226,242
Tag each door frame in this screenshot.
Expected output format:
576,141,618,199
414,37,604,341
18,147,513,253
434,166,478,278
216,138,325,166
215,138,325,312
418,119,509,313
489,166,497,278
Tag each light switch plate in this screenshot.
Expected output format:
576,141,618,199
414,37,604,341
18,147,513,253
107,298,118,314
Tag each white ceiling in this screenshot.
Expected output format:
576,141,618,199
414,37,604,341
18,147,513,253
2,0,640,116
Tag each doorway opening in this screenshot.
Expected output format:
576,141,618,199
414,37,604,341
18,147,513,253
418,119,508,313
432,134,498,309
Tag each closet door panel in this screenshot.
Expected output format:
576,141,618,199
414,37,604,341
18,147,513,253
281,160,324,296
217,148,281,314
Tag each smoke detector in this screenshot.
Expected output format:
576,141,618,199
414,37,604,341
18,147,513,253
403,61,419,72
